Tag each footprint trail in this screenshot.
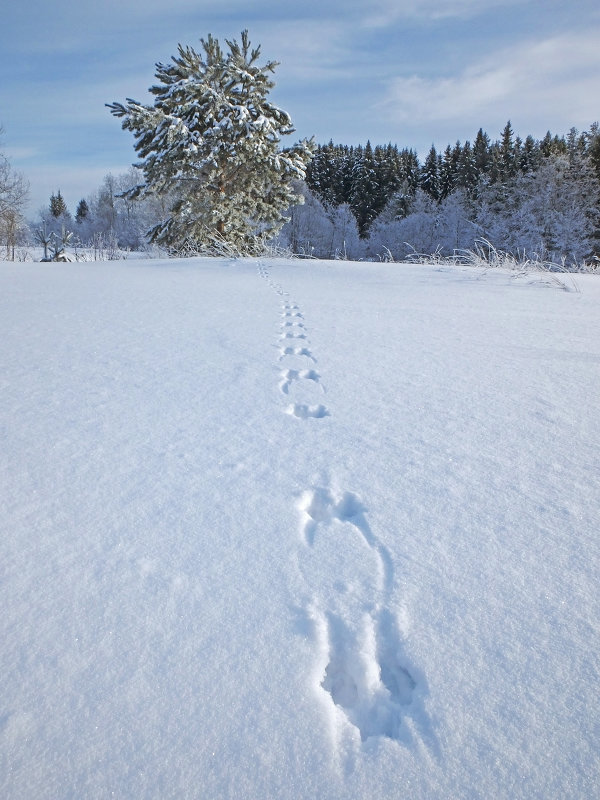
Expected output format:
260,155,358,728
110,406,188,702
256,260,432,752
257,261,329,419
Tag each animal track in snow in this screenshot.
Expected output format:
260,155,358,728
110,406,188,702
280,331,307,340
277,301,329,417
257,261,287,296
257,265,327,416
298,486,418,743
287,403,330,420
282,318,305,327
298,487,393,592
376,608,416,708
319,608,416,743
279,368,321,395
279,346,316,362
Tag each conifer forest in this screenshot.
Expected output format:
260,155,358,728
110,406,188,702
297,122,600,265
5,121,600,268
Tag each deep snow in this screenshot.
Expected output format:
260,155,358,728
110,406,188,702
1,257,599,799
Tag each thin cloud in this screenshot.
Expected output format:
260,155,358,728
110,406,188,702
379,30,600,132
259,21,362,83
2,146,40,161
361,0,526,27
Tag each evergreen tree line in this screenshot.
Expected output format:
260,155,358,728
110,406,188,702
293,122,600,265
25,120,600,267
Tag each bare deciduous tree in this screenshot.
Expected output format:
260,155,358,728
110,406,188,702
0,128,29,260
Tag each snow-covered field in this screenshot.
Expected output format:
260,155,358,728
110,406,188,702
1,257,599,799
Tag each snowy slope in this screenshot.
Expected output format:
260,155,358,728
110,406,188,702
1,257,599,799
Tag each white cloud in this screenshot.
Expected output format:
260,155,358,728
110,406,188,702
379,30,600,135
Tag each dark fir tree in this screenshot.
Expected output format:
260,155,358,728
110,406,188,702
456,141,479,193
588,122,600,258
75,198,90,224
350,142,379,236
420,145,440,200
473,128,491,175
439,143,462,200
50,190,68,218
499,121,518,181
519,135,540,173
588,122,600,181
400,148,420,192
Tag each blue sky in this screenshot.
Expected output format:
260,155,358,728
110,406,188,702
2,0,599,215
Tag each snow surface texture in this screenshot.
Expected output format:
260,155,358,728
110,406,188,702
1,257,599,799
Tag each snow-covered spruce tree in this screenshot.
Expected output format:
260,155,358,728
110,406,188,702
420,145,440,201
107,31,314,254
